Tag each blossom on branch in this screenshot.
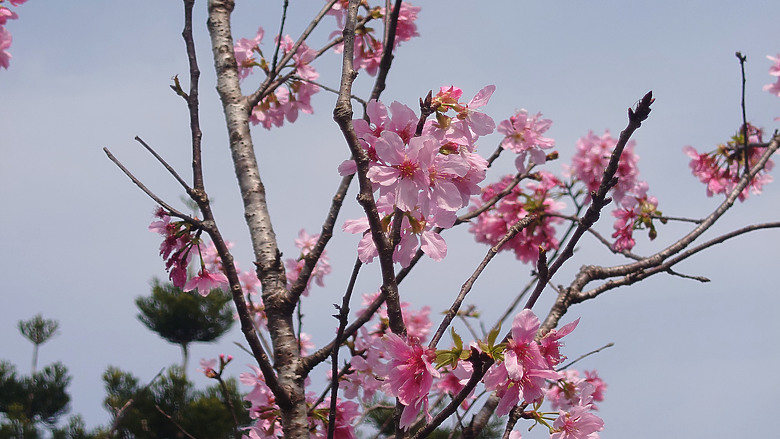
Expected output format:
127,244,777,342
498,109,555,172
379,333,439,429
470,172,565,263
683,124,774,201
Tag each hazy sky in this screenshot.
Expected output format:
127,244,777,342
2,1,779,438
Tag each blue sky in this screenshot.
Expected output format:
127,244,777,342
1,1,779,438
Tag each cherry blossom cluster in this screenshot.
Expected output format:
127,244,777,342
148,208,228,295
470,171,566,263
569,130,662,252
498,109,556,173
284,229,332,296
361,307,606,437
341,86,495,266
683,124,774,201
546,369,606,412
0,0,28,69
233,27,320,130
328,0,420,76
240,366,359,439
570,130,640,207
481,310,604,439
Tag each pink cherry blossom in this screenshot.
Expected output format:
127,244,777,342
0,7,18,26
310,398,359,439
470,172,565,263
234,27,264,80
0,26,12,69
764,54,780,97
380,333,440,429
284,229,331,295
368,132,437,212
329,2,419,76
246,35,319,129
683,124,774,201
198,357,218,378
498,109,555,172
570,130,639,206
483,310,561,416
381,2,420,44
183,268,229,296
551,384,605,439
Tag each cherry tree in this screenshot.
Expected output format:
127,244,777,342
7,1,778,438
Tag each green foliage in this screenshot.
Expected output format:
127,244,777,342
0,360,70,426
18,315,60,347
0,360,91,438
435,328,472,369
103,366,249,439
477,325,507,362
136,279,235,347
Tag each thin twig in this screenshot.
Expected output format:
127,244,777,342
270,0,291,75
155,405,199,439
103,147,195,223
524,91,655,311
556,342,614,371
135,136,192,192
735,51,749,176
429,215,538,349
327,257,362,439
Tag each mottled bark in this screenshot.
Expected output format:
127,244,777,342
206,1,307,437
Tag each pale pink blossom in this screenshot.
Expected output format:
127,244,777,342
198,358,218,378
234,27,264,80
368,132,437,211
764,54,780,97
551,384,604,439
498,109,555,172
183,268,229,296
570,130,639,206
285,229,331,295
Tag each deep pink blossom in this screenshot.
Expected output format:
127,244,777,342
470,172,565,263
683,124,774,201
483,310,561,416
310,398,359,439
380,333,439,429
0,26,12,69
0,7,18,26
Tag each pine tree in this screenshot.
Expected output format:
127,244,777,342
136,279,234,370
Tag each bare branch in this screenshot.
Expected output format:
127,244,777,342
523,91,655,311
429,215,538,349
556,342,614,371
103,147,195,224
134,136,192,193
332,0,405,337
